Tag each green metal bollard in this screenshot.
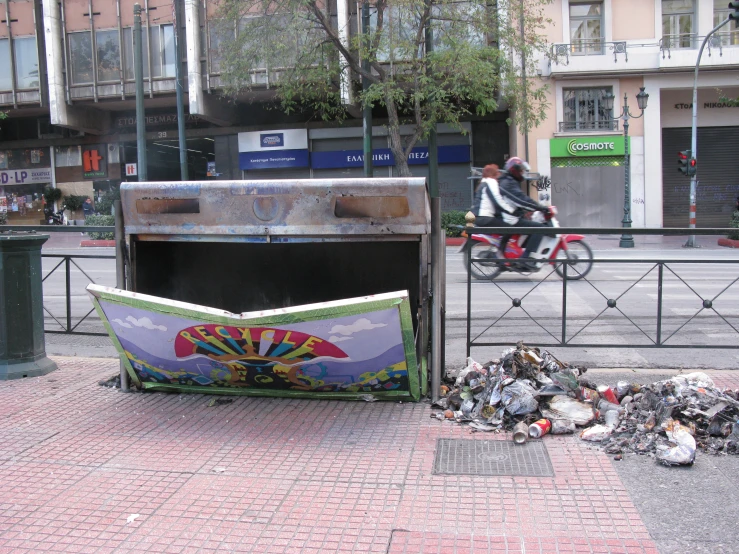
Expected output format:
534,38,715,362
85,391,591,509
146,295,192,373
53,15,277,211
0,234,58,379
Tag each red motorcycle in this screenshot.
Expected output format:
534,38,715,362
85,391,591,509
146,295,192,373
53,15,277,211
460,206,594,280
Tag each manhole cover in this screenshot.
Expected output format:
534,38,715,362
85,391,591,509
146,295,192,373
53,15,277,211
433,439,554,477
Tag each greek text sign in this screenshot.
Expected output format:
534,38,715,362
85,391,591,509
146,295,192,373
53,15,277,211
0,168,52,185
311,145,470,169
550,136,628,158
239,149,310,170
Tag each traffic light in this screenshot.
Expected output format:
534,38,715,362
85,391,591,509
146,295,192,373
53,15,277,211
688,156,697,177
678,150,690,176
730,2,739,28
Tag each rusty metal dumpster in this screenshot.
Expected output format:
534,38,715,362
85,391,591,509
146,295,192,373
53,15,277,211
89,178,431,400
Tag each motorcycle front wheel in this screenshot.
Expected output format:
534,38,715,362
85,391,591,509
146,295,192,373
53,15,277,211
463,242,504,281
554,240,593,280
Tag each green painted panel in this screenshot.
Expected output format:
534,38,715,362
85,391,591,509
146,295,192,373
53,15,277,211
550,136,629,158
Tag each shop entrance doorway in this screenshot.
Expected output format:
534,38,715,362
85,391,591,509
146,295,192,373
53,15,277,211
122,137,215,182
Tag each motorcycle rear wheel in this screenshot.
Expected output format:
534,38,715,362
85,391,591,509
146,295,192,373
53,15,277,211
463,242,504,281
554,240,593,280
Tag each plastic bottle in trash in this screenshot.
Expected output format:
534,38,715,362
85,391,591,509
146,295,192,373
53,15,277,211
528,419,552,438
604,410,620,429
597,398,623,414
513,421,529,444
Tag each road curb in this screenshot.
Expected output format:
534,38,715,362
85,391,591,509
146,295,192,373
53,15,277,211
718,237,739,248
81,240,116,247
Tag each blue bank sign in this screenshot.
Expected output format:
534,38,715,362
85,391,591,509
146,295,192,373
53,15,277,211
260,133,284,148
238,129,309,170
311,145,470,169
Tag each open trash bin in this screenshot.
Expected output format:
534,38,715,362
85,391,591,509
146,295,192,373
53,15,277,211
89,178,431,400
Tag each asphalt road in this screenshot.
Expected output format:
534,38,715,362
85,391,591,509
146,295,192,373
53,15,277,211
40,234,739,369
445,243,739,371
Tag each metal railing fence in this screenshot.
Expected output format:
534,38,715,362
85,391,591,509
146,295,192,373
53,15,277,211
464,227,739,355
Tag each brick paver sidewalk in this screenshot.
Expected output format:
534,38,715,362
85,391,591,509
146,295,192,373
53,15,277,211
7,358,734,553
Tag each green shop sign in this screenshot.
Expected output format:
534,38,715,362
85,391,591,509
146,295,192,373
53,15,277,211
550,136,629,157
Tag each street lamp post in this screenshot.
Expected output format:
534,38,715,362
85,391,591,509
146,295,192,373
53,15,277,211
602,87,649,248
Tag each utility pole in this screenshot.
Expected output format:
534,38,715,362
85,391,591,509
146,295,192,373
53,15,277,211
173,0,189,180
685,16,731,247
361,2,373,177
425,1,442,402
134,4,148,181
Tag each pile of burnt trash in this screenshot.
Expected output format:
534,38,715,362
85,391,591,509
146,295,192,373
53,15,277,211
434,342,739,466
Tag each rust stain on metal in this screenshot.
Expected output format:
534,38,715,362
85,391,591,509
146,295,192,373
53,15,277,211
136,198,200,215
334,196,410,218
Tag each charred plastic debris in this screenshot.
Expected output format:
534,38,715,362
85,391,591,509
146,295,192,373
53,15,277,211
433,343,739,466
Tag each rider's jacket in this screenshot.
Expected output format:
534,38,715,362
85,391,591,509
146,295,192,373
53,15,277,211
479,171,543,224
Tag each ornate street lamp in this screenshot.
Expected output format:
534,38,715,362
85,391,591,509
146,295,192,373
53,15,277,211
602,87,649,248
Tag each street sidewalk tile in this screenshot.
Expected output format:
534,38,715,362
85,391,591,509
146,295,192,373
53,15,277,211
3,358,737,552
387,531,660,554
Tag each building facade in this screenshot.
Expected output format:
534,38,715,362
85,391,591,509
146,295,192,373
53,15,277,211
523,0,739,228
0,0,512,225
3,0,736,227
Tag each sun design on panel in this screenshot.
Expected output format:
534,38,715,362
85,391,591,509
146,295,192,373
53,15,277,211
174,324,348,388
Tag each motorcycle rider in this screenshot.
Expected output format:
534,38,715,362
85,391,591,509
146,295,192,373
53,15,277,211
476,157,550,265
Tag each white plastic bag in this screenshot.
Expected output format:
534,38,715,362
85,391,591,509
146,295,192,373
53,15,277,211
657,420,696,466
541,395,595,426
455,357,485,387
580,424,612,442
501,380,539,415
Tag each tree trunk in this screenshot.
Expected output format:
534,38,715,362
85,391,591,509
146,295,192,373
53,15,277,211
385,93,411,177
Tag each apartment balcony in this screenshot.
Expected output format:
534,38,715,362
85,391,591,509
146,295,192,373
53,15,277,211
0,88,42,107
557,120,619,134
547,36,739,77
68,79,177,102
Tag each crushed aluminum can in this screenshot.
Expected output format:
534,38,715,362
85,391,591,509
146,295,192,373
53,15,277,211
512,421,529,445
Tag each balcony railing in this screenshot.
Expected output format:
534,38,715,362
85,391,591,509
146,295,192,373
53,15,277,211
659,33,739,59
558,120,619,133
551,41,628,65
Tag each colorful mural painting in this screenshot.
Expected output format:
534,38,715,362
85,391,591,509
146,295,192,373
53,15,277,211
87,285,420,400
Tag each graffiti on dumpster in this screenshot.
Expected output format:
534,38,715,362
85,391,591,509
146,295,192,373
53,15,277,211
87,285,419,398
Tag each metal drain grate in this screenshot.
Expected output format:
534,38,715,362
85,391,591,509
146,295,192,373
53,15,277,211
433,439,554,477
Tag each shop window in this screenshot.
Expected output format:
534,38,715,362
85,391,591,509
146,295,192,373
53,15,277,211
96,30,121,82
714,0,739,46
1,186,47,223
0,39,11,91
662,0,695,49
122,25,176,80
569,2,604,55
562,87,614,132
14,37,39,89
54,146,82,167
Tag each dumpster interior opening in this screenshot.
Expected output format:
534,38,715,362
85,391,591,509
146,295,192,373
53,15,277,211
132,240,422,330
